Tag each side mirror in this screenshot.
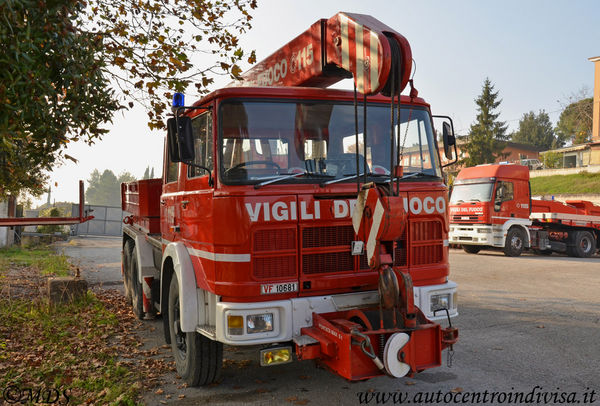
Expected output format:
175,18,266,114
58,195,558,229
166,117,195,163
433,115,458,167
442,121,456,160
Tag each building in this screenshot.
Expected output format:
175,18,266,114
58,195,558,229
438,138,542,168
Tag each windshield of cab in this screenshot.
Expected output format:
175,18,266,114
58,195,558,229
450,182,494,203
219,99,441,185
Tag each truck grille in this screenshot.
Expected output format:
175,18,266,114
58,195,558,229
252,228,297,279
410,219,444,265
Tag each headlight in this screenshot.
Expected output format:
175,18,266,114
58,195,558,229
430,293,450,312
247,313,273,334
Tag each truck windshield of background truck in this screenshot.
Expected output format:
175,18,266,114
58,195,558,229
450,181,494,203
219,100,441,185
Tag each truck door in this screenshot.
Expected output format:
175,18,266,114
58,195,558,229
161,139,182,244
492,180,515,220
179,108,215,289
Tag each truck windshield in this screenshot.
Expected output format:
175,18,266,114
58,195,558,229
219,100,441,185
450,182,494,203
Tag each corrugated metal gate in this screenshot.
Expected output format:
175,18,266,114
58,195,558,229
71,204,123,236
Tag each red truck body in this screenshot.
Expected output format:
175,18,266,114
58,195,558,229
449,163,600,257
121,12,458,386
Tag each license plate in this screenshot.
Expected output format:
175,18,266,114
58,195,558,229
261,282,298,295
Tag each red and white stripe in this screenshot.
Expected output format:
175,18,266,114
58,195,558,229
339,14,383,94
352,187,386,268
142,276,153,314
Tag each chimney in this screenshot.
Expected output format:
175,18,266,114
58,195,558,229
590,56,600,142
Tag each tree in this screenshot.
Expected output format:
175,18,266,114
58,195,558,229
142,166,156,179
1,0,257,199
1,0,119,199
86,169,135,206
556,97,593,145
462,78,508,166
511,110,556,150
87,0,257,129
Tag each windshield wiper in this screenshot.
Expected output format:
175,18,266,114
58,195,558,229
254,171,335,189
254,172,306,189
469,198,481,202
321,172,367,186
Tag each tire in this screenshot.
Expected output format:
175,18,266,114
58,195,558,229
168,276,222,386
462,245,481,254
504,227,526,257
130,251,145,320
572,231,595,258
122,240,134,304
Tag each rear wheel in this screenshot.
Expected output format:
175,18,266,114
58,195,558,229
122,240,134,304
571,231,595,258
130,251,144,320
168,276,222,386
462,245,481,254
504,227,526,257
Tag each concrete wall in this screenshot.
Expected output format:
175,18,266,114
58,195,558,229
529,165,600,178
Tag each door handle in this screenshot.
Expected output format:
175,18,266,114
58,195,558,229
160,200,166,206
181,200,190,209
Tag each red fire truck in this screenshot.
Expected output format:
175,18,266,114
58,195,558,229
449,163,600,257
121,12,458,386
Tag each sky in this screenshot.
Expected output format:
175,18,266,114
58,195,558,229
37,0,600,205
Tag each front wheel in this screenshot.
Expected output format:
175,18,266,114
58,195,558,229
462,245,481,254
504,227,526,257
168,276,222,386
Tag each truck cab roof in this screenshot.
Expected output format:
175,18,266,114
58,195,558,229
455,164,530,182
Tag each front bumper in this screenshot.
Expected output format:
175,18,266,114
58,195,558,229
449,223,504,247
212,281,458,345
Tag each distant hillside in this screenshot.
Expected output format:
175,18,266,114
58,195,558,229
530,172,600,195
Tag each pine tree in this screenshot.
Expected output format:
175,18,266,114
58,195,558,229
462,78,508,166
143,166,150,179
150,167,155,178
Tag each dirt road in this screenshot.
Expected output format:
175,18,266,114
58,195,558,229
59,237,600,405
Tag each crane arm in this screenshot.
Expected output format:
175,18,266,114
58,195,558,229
236,12,412,95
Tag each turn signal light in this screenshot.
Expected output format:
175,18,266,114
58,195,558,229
227,315,244,335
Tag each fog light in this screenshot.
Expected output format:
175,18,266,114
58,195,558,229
430,293,450,312
260,346,292,366
247,313,273,334
227,315,244,335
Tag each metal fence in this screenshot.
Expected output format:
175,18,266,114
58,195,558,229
71,204,123,236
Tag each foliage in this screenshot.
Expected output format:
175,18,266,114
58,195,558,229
86,169,135,206
0,0,120,200
1,0,257,199
142,166,155,179
530,171,600,195
540,151,563,169
555,97,593,145
37,207,66,235
86,0,257,130
511,110,556,150
462,78,508,166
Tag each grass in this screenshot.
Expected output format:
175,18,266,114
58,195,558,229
530,171,600,195
0,245,144,405
0,246,71,277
